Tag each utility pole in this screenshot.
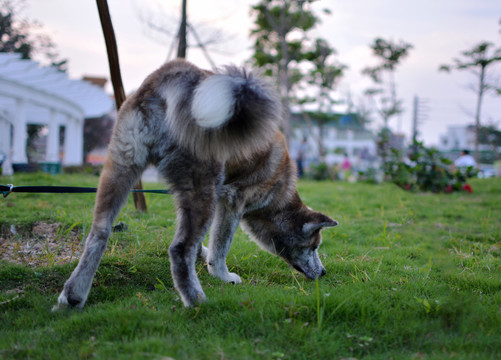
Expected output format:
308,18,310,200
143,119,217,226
411,96,419,154
411,95,428,155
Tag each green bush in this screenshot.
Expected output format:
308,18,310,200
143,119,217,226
357,167,380,184
63,164,103,176
308,162,330,180
385,141,477,193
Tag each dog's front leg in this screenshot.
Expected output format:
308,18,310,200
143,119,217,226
207,201,243,284
53,160,142,310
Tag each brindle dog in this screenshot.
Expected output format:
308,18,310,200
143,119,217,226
54,59,337,309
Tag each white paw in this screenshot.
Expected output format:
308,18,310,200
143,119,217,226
52,290,84,311
208,263,242,284
52,284,87,311
225,272,242,284
213,270,242,284
52,292,69,312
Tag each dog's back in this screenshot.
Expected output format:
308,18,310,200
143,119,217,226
114,59,282,165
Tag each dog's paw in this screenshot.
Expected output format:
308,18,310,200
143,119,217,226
52,297,67,312
208,264,242,284
52,287,86,311
215,271,242,284
225,272,242,285
181,290,207,308
52,291,78,311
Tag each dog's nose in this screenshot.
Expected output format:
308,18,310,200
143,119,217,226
320,268,326,277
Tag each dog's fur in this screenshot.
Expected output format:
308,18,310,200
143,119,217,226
54,59,338,309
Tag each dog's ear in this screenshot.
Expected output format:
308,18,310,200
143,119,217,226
302,212,338,236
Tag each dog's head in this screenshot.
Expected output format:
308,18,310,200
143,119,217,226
277,209,338,279
242,207,338,279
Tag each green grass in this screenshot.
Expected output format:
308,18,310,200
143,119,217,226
1,172,500,359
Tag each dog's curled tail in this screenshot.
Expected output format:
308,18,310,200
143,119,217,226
175,66,282,162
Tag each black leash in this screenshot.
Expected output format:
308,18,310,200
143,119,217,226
1,184,170,198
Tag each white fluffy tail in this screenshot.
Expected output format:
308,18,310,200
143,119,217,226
191,75,241,128
162,62,282,162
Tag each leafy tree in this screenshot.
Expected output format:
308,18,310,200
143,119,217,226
362,38,413,128
138,0,228,68
0,0,67,71
361,37,412,166
303,38,346,113
344,88,374,128
479,125,501,147
478,124,501,162
298,38,346,158
249,0,329,146
439,41,501,164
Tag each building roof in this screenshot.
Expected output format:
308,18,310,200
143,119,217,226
0,53,113,119
82,76,108,89
291,112,371,132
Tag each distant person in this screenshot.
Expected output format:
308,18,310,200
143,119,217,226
340,153,352,180
296,138,308,177
454,149,476,169
358,147,370,171
341,154,352,171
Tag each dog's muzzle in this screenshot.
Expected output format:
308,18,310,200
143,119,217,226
293,264,326,279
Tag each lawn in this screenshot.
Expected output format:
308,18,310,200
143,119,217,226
1,173,500,359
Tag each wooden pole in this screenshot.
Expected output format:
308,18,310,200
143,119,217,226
177,0,188,58
96,0,147,212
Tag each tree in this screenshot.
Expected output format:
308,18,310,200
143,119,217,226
362,38,413,128
249,0,329,146
361,37,412,165
138,0,227,67
0,0,67,71
439,41,501,164
298,38,346,159
303,39,346,113
478,124,501,162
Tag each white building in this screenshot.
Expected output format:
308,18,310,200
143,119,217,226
438,124,501,168
290,113,377,167
438,125,476,152
0,53,113,174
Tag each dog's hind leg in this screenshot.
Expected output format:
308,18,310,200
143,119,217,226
207,201,243,284
53,158,143,310
162,155,223,307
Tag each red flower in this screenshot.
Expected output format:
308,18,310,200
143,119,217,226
462,184,473,193
445,185,453,193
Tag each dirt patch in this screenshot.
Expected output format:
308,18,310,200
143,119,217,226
0,222,83,267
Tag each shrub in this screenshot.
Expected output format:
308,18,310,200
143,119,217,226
357,167,382,184
309,162,330,181
385,141,476,193
63,164,103,176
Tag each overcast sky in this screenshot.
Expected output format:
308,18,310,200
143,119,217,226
23,0,501,146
